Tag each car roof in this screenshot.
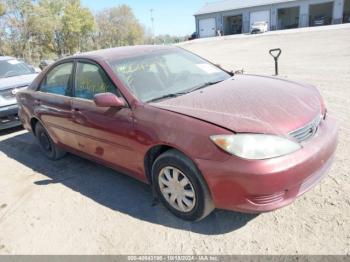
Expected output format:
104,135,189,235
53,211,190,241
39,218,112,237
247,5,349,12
71,45,178,62
0,56,16,61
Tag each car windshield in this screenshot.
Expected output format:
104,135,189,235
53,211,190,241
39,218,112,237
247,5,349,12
109,48,231,102
0,59,35,78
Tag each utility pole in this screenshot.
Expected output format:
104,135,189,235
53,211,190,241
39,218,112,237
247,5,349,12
150,8,155,44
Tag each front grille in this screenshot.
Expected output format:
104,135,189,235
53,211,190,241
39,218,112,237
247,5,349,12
0,86,28,100
0,89,16,99
289,115,322,143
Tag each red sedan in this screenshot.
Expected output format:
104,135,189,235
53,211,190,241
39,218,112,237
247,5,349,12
16,46,338,221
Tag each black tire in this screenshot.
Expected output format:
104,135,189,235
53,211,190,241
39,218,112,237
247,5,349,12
35,122,66,160
152,149,214,221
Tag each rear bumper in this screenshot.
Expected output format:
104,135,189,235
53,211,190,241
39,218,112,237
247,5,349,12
196,115,338,213
0,104,21,130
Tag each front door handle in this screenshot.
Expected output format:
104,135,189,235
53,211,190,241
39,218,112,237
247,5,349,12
72,108,87,124
34,99,41,106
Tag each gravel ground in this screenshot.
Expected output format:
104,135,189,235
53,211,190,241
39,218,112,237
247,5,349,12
0,24,349,255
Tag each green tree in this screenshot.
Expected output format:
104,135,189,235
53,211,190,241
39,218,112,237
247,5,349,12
2,0,36,61
95,5,144,49
0,1,5,54
61,0,94,55
0,2,5,16
33,0,68,58
0,0,94,60
0,0,148,63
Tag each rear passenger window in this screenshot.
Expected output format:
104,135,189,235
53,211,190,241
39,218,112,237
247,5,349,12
40,63,73,96
74,62,117,100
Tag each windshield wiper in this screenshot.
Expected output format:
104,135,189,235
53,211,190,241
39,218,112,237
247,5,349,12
147,80,224,103
147,93,183,103
182,80,224,94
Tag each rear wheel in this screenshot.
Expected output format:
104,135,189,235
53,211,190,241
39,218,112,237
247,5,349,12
35,122,66,160
152,149,214,221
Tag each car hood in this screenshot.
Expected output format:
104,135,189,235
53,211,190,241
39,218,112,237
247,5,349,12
0,74,38,91
150,75,322,136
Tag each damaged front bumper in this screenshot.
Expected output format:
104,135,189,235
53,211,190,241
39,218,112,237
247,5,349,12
196,115,338,213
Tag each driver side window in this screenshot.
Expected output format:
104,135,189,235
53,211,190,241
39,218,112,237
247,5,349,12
74,62,118,100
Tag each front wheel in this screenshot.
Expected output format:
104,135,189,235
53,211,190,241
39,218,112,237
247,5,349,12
152,150,214,221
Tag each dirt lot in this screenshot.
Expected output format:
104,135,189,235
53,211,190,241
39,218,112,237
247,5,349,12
0,24,349,255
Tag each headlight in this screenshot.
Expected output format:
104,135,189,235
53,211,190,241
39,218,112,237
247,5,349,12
210,134,301,160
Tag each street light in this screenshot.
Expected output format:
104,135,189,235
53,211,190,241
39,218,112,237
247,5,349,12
150,8,155,44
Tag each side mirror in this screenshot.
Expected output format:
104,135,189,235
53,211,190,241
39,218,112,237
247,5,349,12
93,93,126,108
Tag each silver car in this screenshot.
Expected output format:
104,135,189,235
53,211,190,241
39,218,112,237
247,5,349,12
250,21,268,34
0,56,38,130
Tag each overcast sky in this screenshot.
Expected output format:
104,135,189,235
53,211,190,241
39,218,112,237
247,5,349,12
81,0,214,36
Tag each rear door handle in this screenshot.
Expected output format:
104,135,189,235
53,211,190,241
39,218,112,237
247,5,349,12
34,99,41,106
72,108,80,112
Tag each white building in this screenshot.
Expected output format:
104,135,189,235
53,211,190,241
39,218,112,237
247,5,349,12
195,0,350,37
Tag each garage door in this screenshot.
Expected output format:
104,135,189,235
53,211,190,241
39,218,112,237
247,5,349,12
250,10,270,30
199,18,216,38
